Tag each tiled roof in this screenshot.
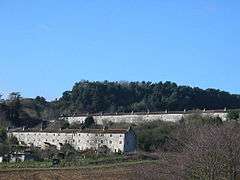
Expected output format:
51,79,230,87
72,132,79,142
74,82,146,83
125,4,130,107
9,128,130,134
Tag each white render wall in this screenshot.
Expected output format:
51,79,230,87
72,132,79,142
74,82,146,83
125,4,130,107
63,112,227,125
71,132,125,152
11,132,71,150
10,131,132,153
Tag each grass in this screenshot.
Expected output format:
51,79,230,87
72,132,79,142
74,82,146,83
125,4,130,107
0,155,159,170
0,160,52,169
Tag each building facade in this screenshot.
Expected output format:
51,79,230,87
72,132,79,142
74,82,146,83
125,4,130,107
8,128,137,153
61,109,228,125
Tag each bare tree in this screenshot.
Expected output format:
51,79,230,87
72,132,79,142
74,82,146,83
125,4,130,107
220,123,240,180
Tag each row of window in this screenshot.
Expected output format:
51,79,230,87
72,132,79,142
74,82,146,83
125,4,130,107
84,140,122,144
74,146,122,152
18,133,123,138
74,133,123,138
22,138,122,145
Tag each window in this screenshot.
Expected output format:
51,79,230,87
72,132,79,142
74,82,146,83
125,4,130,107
109,141,112,144
119,141,122,144
120,135,122,137
101,140,103,143
110,134,112,137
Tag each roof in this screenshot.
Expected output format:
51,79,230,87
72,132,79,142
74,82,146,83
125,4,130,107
9,128,130,134
61,109,229,117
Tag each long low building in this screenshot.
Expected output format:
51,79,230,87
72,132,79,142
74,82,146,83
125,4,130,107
8,127,137,153
61,109,228,125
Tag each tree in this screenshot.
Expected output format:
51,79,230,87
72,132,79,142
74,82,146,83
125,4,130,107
0,94,3,103
56,81,240,114
135,121,176,151
61,120,70,129
7,92,21,126
35,96,47,105
60,144,78,161
0,144,9,156
227,110,240,121
0,127,7,143
8,92,21,101
181,114,223,127
220,123,240,180
160,122,240,180
82,116,95,129
8,136,19,145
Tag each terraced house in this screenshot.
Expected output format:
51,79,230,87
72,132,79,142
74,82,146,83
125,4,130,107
8,127,137,153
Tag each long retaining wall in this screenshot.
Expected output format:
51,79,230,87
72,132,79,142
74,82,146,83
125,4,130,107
62,110,228,125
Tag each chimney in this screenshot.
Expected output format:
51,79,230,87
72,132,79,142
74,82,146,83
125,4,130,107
22,126,25,131
224,107,227,112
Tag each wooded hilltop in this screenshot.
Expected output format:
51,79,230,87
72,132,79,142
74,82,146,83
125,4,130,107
1,80,240,127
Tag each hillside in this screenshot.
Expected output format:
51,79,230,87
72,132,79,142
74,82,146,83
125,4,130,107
0,97,56,128
1,80,240,128
55,80,240,115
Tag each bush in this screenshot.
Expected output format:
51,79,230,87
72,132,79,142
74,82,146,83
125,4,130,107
0,127,7,143
181,114,223,127
134,121,176,152
227,110,240,121
82,116,95,129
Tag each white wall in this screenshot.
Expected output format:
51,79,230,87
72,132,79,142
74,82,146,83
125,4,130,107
63,112,228,125
10,131,134,153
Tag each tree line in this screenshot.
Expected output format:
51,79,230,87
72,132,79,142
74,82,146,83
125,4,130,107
55,80,240,115
1,80,240,127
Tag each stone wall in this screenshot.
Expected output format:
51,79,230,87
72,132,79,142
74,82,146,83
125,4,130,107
9,130,136,153
63,111,228,125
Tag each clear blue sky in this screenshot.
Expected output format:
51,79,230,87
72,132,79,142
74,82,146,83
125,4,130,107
0,0,240,100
